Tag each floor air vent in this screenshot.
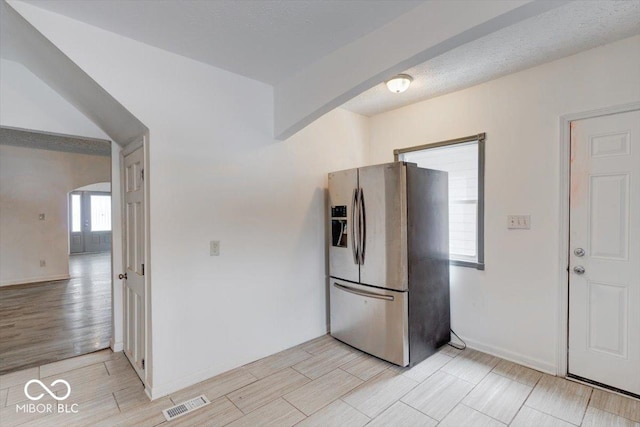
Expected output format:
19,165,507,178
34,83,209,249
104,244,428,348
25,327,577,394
162,395,210,421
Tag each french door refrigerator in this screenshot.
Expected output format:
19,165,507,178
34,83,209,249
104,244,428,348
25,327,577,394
328,161,450,367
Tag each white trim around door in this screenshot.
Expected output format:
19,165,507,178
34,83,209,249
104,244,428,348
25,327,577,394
557,101,640,378
119,133,153,396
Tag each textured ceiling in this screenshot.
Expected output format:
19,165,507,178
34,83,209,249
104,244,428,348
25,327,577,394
0,126,111,156
20,0,423,85
342,0,640,117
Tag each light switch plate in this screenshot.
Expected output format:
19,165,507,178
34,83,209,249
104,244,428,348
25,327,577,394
210,241,220,256
508,215,531,229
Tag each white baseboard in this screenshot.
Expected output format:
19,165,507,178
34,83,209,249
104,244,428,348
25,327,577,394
460,336,557,376
148,363,238,400
0,274,71,287
148,332,332,400
110,340,124,352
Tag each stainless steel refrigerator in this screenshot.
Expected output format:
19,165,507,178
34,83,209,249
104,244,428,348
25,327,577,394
328,161,450,367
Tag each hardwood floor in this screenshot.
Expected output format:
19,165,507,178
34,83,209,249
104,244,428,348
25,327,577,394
1,336,638,426
0,253,112,375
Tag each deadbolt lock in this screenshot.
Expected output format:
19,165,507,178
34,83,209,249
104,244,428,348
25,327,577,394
574,248,585,257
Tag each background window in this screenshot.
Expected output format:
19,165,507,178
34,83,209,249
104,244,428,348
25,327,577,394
90,195,112,232
71,193,82,232
395,134,485,269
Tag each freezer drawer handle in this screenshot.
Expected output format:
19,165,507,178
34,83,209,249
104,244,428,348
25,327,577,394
333,283,394,301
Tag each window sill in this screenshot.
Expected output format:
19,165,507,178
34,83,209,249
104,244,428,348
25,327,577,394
450,259,485,270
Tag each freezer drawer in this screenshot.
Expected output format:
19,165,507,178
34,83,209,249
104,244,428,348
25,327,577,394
330,278,409,366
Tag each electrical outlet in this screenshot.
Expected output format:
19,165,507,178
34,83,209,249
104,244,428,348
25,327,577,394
508,215,531,229
40,260,46,267
39,213,45,220
210,240,220,256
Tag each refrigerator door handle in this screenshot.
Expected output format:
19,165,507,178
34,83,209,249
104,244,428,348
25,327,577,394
359,188,366,265
351,188,359,265
333,282,394,301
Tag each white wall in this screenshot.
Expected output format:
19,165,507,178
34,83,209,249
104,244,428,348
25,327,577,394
0,144,111,286
13,4,370,397
368,35,640,373
0,58,107,139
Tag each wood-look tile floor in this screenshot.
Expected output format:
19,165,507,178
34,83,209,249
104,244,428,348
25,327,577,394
0,253,112,375
2,335,639,426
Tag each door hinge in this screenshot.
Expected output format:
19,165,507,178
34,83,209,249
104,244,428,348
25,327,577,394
142,263,145,276
141,169,144,180
142,358,145,370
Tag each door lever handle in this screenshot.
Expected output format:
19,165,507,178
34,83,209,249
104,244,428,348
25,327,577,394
118,273,128,280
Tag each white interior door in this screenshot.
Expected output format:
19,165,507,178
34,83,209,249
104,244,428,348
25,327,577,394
569,110,640,396
123,146,146,381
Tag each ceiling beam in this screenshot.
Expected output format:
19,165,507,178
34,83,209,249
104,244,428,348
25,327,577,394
0,126,111,156
274,0,570,140
1,1,147,145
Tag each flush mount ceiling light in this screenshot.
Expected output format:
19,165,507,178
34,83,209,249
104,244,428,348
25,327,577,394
385,74,413,93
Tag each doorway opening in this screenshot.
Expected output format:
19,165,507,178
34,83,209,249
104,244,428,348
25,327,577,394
66,183,114,365
0,128,113,375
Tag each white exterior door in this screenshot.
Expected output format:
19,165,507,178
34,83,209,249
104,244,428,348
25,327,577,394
568,110,640,395
69,191,112,253
123,146,146,381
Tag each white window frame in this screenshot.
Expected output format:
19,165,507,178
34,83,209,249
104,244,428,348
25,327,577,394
394,133,485,270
